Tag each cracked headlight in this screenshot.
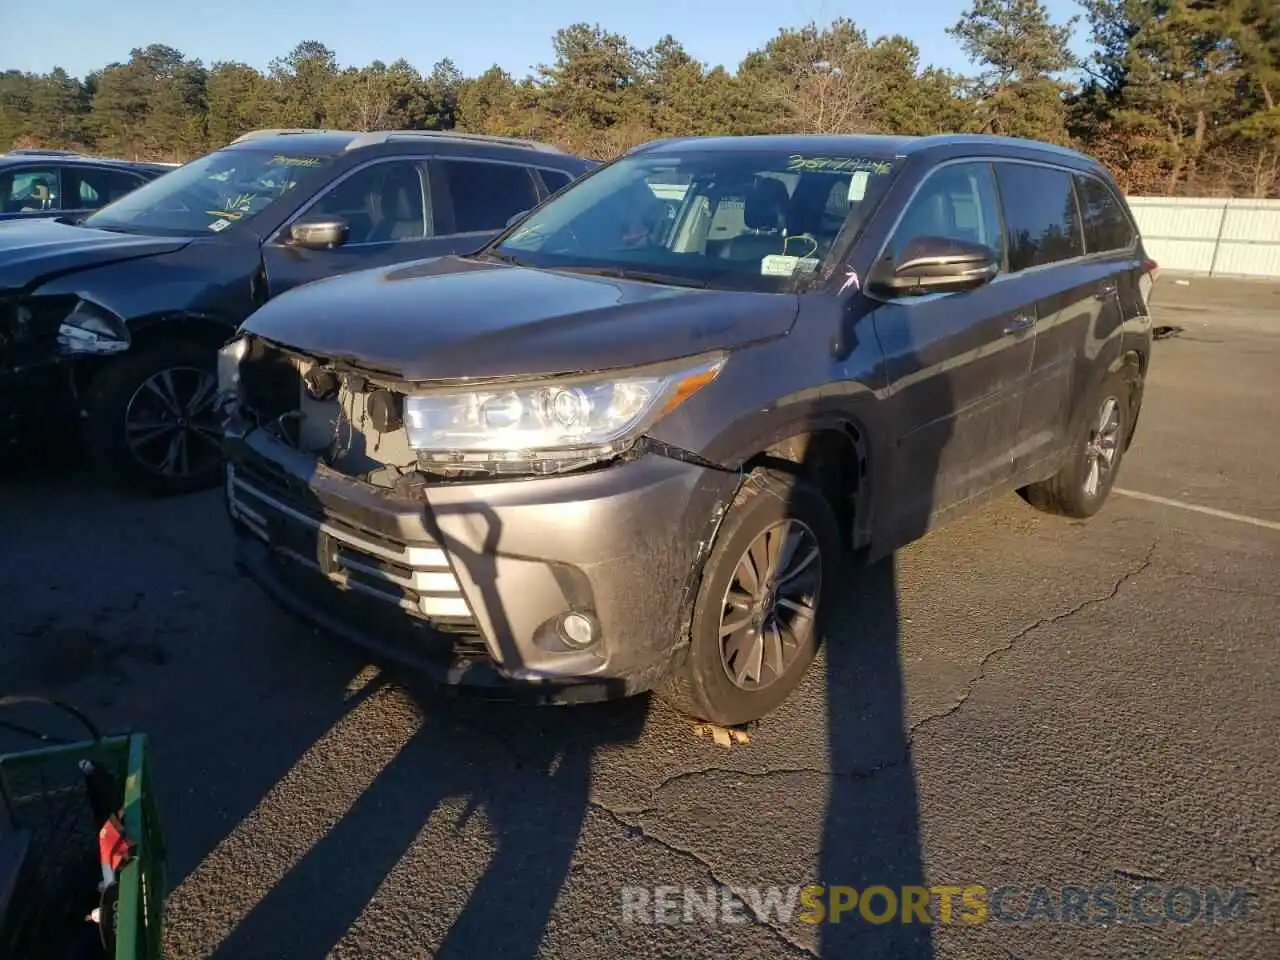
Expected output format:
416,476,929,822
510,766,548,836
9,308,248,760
56,300,129,355
403,354,724,470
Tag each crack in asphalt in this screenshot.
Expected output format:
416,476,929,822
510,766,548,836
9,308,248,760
903,536,1160,745
585,800,819,958
382,537,1163,958
602,537,1164,821
405,712,815,955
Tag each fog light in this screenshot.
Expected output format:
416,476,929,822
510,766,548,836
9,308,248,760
558,611,598,649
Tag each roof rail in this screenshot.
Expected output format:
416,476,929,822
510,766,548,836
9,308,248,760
342,129,565,154
6,148,82,157
228,128,350,145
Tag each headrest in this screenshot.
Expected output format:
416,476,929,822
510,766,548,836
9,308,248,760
744,178,790,231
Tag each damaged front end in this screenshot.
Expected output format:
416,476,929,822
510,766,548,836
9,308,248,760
217,333,725,491
2,293,131,444
218,332,740,700
2,294,130,373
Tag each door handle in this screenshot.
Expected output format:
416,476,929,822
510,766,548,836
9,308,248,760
1095,282,1118,300
1003,314,1035,335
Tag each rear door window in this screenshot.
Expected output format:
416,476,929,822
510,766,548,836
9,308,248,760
436,160,540,234
1,167,60,213
65,167,149,210
993,163,1084,271
1073,174,1135,254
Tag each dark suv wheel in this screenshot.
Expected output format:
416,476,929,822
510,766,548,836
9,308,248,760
1019,368,1131,518
661,469,839,725
83,340,224,496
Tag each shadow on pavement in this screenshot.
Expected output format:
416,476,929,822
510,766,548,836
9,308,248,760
804,288,942,958
817,554,931,958
209,689,646,960
206,451,647,959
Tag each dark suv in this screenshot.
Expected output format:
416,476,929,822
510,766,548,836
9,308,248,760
0,150,173,222
0,130,594,493
220,133,1158,724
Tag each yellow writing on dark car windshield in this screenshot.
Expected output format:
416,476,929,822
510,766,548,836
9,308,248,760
271,154,325,167
786,155,892,175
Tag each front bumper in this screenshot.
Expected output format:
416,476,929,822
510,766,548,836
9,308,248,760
224,422,739,702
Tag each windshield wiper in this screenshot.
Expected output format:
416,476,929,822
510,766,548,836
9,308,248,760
552,264,709,289
477,249,525,266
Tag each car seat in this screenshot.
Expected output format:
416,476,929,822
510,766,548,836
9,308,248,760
721,178,790,263
367,168,424,243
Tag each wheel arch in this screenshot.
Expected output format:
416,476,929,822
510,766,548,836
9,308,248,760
1110,346,1146,450
127,311,239,351
73,312,237,398
738,418,871,554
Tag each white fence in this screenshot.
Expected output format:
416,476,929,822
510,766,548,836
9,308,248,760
1127,196,1280,279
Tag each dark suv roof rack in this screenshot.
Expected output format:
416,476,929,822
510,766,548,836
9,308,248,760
227,128,565,155
228,128,351,145
6,148,83,157
342,130,565,155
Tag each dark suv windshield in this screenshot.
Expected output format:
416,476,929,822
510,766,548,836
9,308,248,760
494,149,900,291
83,148,333,236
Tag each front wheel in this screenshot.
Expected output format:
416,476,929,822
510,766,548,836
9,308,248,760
1019,369,1131,519
660,469,840,726
83,340,225,496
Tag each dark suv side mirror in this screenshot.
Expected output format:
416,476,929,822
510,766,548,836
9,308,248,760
288,214,349,249
866,236,999,298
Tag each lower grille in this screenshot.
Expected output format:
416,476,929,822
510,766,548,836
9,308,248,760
228,461,485,646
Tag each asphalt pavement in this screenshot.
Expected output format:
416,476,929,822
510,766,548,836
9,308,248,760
1,276,1276,959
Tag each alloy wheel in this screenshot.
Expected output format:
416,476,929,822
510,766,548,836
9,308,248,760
1083,395,1122,499
719,519,822,691
124,366,223,478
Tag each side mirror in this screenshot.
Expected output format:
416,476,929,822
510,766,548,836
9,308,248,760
505,209,530,228
866,236,1000,298
288,214,349,249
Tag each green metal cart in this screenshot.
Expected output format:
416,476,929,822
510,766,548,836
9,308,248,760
0,697,165,959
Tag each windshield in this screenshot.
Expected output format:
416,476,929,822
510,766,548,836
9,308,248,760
83,148,334,236
494,149,900,291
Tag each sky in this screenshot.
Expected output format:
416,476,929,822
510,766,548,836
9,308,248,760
0,0,1092,81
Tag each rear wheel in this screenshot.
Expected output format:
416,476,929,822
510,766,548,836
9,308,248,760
83,340,224,496
1019,369,1130,519
661,469,839,726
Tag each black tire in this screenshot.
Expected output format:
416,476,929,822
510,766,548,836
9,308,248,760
660,469,840,726
83,339,224,496
1018,369,1131,519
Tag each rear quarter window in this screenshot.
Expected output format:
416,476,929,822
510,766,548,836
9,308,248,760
994,163,1084,271
1073,174,1136,254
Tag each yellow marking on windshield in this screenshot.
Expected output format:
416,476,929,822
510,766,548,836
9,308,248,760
786,155,892,175
271,154,325,167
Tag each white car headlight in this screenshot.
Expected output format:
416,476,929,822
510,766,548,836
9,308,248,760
217,335,249,394
56,300,129,355
403,355,724,468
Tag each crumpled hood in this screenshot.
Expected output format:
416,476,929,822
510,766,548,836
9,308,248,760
0,218,190,292
241,255,799,381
